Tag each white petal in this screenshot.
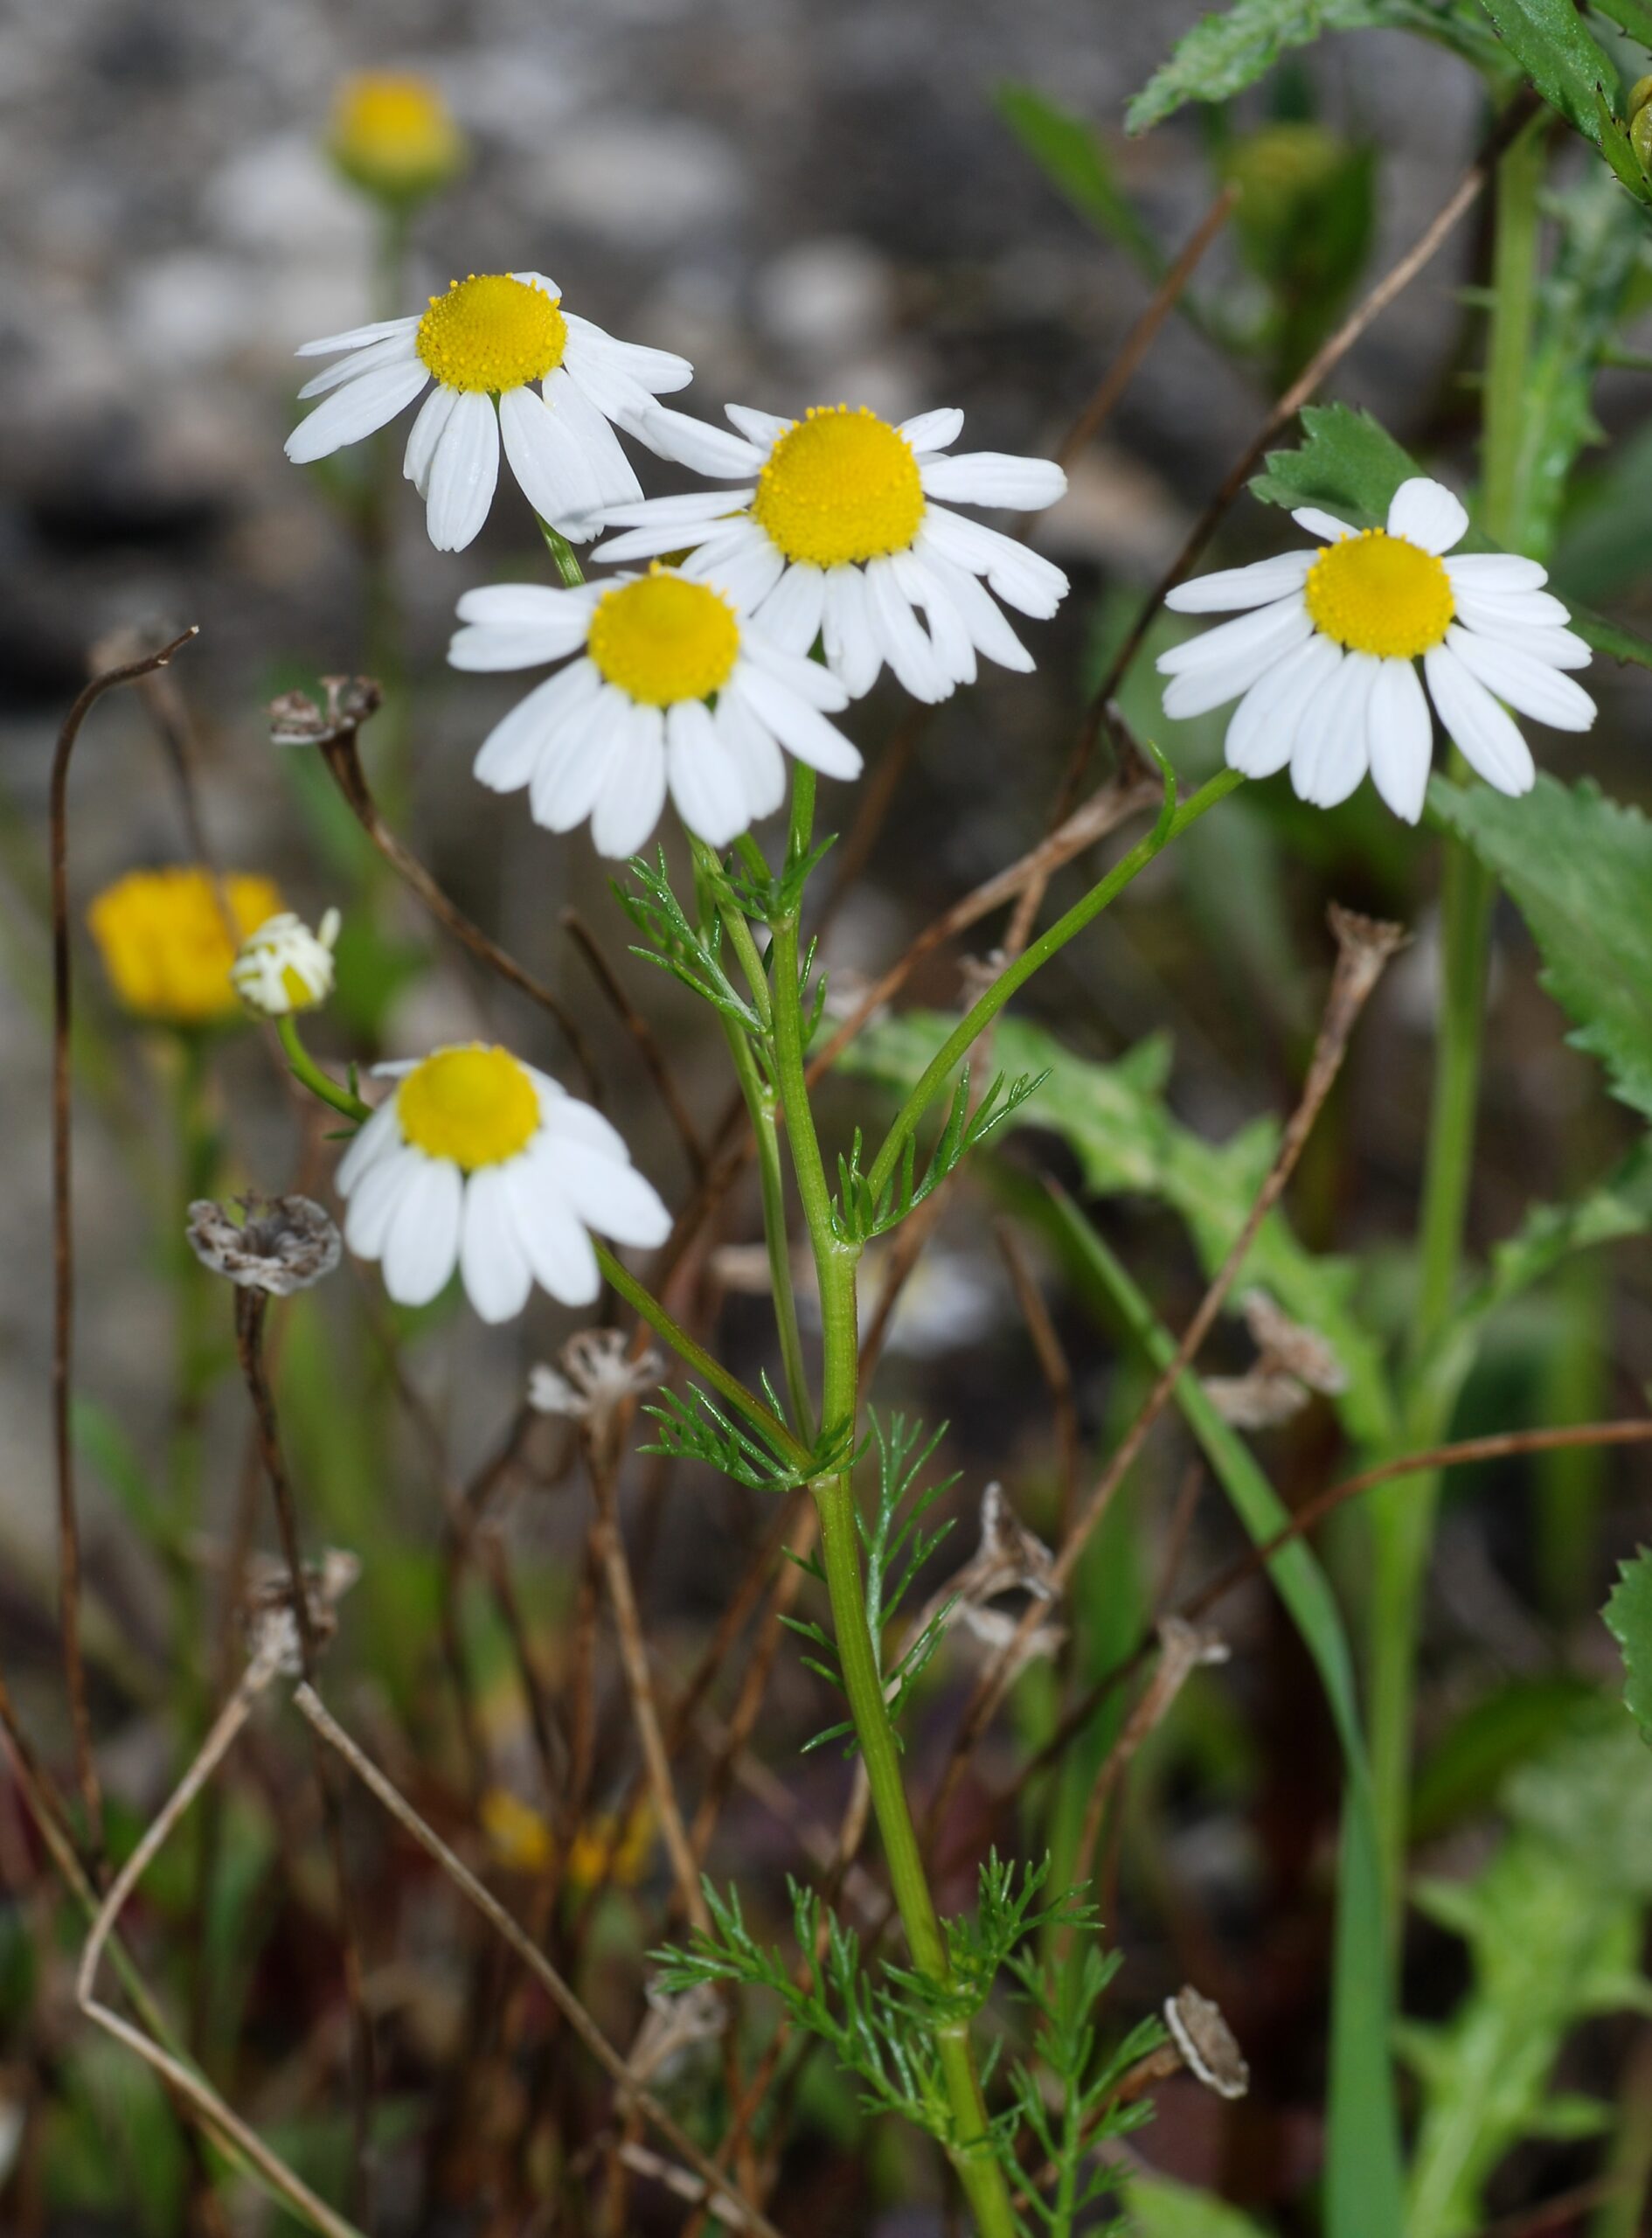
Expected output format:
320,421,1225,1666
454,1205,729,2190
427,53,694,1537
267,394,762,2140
449,599,595,671
381,1157,463,1308
595,518,726,565
1223,634,1341,779
1291,507,1357,545
822,564,884,698
404,385,458,497
343,1143,421,1261
919,452,1065,511
1165,551,1315,614
1449,585,1571,634
1454,602,1592,668
1423,643,1536,796
899,407,964,455
590,705,667,858
636,404,765,478
1161,607,1315,719
298,332,420,400
285,360,429,463
911,543,1034,672
425,391,501,552
499,385,604,530
890,551,976,688
600,489,757,530
728,666,864,782
295,316,420,358
474,663,604,792
541,1092,629,1162
726,403,793,446
753,561,826,654
561,314,693,396
1442,623,1595,732
666,698,749,844
460,1165,534,1324
1291,651,1375,809
715,692,788,820
1157,594,1309,678
506,1160,600,1306
1387,476,1468,555
1444,553,1548,592
552,1142,672,1248
531,685,630,831
684,522,786,612
335,1097,402,1197
1366,657,1433,824
738,632,850,712
543,368,643,511
864,556,949,703
915,506,1068,618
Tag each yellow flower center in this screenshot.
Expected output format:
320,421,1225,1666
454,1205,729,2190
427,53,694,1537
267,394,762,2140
752,405,926,567
415,275,566,394
1303,529,1454,660
87,867,281,1026
587,569,741,705
398,1045,540,1171
330,73,464,197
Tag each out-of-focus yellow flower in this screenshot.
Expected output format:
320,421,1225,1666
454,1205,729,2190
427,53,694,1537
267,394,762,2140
88,868,283,1027
481,1789,655,1887
329,73,465,205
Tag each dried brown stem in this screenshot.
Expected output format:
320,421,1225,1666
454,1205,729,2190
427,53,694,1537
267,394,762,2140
50,622,199,1860
928,907,1405,1837
562,906,707,1173
994,1218,1081,1538
293,1683,789,2238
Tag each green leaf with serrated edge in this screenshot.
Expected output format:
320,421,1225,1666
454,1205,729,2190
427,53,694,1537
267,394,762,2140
997,82,1163,272
1604,1546,1652,1745
1042,1190,1404,2238
842,1009,1394,1446
1476,0,1623,142
1455,1134,1652,1331
1127,0,1506,133
1430,774,1652,1122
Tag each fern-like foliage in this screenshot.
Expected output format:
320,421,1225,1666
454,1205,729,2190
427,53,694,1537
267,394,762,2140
833,1067,1045,1245
616,851,765,1036
642,1382,855,1494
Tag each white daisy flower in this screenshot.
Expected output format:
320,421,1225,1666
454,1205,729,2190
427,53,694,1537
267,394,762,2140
284,270,692,553
590,401,1069,705
1158,476,1595,822
336,1043,670,1324
448,562,864,855
232,908,341,1017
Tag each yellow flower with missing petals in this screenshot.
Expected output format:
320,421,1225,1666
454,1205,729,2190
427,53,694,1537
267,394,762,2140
328,72,465,205
88,868,283,1027
481,1789,655,1887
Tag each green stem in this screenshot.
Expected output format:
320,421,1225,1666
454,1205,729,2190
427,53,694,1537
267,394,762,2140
766,832,1016,2236
1368,114,1545,1946
593,1241,800,1459
538,518,587,589
865,762,1232,1199
277,1014,371,1123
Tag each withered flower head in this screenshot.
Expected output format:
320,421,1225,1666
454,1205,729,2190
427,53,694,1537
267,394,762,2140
186,1194,342,1296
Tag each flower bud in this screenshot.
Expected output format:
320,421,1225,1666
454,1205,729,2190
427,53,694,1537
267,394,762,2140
327,72,465,206
232,908,340,1018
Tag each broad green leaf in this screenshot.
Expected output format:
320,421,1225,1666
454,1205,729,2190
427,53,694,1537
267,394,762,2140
1475,0,1623,142
1128,0,1504,134
1132,2172,1274,2235
1457,1134,1652,1328
1430,773,1652,1121
997,83,1163,274
843,1009,1395,1445
1044,1192,1405,2238
1604,1546,1652,1745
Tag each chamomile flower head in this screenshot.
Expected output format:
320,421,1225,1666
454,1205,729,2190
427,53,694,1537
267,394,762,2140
1159,476,1596,822
232,908,341,1018
592,400,1069,705
335,1042,670,1324
88,867,283,1027
284,271,693,553
328,72,465,204
448,561,863,854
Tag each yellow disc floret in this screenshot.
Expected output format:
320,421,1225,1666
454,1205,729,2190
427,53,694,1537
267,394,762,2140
1304,529,1455,660
752,405,926,568
88,867,282,1026
587,568,741,705
398,1045,541,1171
329,73,465,200
416,275,566,394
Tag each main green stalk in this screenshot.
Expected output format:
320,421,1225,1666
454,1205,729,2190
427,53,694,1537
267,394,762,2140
1367,114,1545,1939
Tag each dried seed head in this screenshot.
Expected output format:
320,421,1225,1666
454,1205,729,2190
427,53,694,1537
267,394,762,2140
186,1194,342,1295
1202,1370,1310,1429
530,1328,662,1432
1240,1288,1348,1394
945,1484,1065,1672
629,1978,725,2083
1164,1984,1249,2099
268,675,382,747
242,1548,360,1675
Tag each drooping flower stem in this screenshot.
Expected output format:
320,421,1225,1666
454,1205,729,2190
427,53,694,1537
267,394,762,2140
1368,112,1547,1942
